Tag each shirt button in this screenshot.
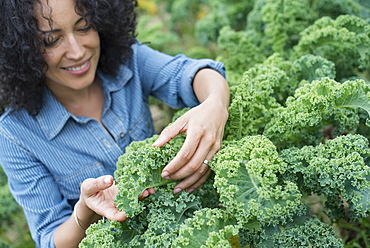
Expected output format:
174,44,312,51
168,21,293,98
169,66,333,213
119,132,125,138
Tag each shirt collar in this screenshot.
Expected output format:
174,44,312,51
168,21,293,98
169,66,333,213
97,64,133,92
36,64,133,140
36,87,72,140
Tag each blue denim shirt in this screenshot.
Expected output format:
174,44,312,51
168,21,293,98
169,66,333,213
0,43,225,247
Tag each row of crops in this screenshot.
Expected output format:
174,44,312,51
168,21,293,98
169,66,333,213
80,0,370,247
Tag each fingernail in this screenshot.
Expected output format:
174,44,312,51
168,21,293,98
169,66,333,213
104,176,111,184
161,171,170,180
187,188,194,193
174,188,182,194
152,138,161,147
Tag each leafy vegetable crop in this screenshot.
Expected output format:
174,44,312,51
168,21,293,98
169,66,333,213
114,135,185,217
80,0,370,247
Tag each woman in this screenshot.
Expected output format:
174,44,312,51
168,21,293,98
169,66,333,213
0,0,229,247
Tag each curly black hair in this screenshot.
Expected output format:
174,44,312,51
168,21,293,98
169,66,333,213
0,0,138,115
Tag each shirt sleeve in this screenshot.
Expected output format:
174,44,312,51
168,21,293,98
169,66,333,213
133,42,226,109
0,132,71,248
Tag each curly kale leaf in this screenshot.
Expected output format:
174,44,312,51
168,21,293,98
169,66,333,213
263,78,370,149
270,218,343,247
259,0,317,53
336,79,370,118
81,184,204,248
259,53,336,95
114,134,185,217
128,185,203,247
246,0,318,56
224,65,285,140
246,216,344,248
194,1,230,46
357,108,370,145
291,54,336,84
225,58,337,142
211,135,303,226
280,134,370,220
191,172,220,208
314,0,368,20
79,219,140,248
216,26,266,86
173,208,240,248
195,0,255,45
293,14,370,80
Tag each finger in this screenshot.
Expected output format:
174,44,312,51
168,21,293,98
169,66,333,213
164,134,218,180
138,188,156,201
161,130,206,179
147,188,156,195
152,119,186,147
187,168,212,193
81,175,114,196
104,208,128,222
138,189,149,201
173,163,211,194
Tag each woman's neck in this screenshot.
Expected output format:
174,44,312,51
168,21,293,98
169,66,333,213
50,78,105,122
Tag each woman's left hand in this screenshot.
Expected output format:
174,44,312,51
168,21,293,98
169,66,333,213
152,79,229,194
80,175,155,221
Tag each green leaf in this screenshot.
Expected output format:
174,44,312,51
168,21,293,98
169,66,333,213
335,79,370,119
114,135,185,217
173,208,240,248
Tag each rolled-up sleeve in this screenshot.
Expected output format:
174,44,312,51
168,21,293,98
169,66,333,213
134,43,226,109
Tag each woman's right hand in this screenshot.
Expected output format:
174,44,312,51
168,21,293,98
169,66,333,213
57,175,156,247
80,175,127,221
79,175,155,221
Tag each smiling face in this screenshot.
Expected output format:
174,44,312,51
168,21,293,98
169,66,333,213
36,0,100,93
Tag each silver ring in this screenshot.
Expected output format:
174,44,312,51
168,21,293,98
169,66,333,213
203,159,209,165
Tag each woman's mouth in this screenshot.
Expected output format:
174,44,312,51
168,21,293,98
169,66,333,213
62,60,91,75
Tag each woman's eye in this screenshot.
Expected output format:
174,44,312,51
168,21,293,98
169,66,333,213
78,25,92,32
43,39,59,47
43,35,59,47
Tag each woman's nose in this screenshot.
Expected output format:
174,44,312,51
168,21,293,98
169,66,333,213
65,34,85,60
